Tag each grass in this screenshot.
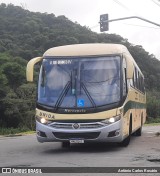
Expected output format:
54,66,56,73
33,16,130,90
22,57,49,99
144,123,160,126
145,117,160,124
0,127,35,136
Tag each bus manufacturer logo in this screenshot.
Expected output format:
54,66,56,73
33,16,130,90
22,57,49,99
72,123,80,129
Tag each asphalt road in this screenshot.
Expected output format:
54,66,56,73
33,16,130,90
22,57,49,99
0,125,160,176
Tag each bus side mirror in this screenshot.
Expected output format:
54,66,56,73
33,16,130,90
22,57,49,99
26,57,43,82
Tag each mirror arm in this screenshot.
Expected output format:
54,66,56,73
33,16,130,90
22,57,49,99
26,57,43,82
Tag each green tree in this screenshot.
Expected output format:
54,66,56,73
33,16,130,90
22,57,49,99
1,62,25,89
147,91,160,118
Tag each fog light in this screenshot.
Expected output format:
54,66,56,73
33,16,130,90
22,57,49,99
37,131,40,136
115,131,120,136
108,130,120,137
37,130,47,137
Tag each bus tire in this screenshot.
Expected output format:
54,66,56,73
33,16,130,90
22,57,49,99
135,126,142,136
135,116,143,136
119,133,130,147
119,118,132,147
62,141,70,148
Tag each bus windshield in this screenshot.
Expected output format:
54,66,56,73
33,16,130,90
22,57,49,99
38,56,121,109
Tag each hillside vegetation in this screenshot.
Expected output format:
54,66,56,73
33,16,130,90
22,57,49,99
0,3,160,130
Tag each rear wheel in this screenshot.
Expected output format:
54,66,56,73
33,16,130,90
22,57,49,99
135,116,143,136
134,126,142,136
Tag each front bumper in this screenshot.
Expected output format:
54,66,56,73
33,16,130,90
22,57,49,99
36,119,124,143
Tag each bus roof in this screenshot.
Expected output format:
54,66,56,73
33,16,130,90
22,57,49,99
43,43,130,57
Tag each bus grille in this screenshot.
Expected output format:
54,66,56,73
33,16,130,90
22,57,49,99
53,132,100,140
50,122,104,129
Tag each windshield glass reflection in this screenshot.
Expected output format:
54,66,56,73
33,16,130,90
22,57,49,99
38,56,121,109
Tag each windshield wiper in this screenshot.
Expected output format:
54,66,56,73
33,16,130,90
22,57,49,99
81,82,96,108
54,81,71,112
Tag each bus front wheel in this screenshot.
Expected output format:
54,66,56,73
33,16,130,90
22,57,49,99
120,134,130,147
119,118,132,147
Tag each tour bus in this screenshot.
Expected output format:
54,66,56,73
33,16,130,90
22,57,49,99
26,43,146,147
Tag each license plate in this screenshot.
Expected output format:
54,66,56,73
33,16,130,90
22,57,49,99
69,139,84,143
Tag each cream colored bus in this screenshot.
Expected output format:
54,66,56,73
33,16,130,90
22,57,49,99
26,43,146,147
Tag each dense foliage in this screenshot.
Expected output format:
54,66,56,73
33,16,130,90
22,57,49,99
0,3,160,130
0,53,36,129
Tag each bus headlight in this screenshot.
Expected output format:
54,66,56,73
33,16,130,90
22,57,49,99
36,116,52,125
40,117,47,124
101,115,121,125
